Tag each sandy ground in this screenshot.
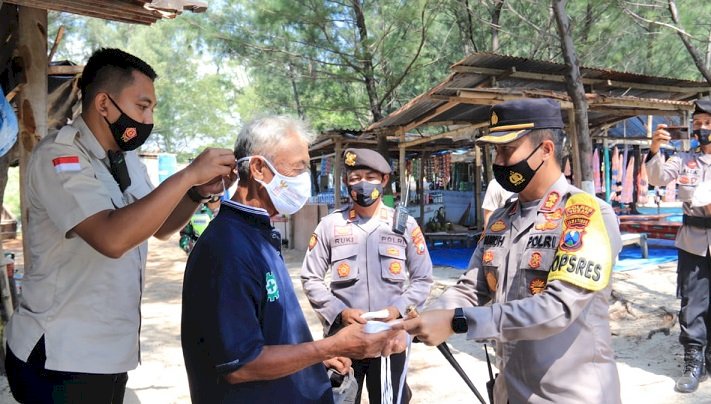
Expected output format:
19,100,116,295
1,235,711,404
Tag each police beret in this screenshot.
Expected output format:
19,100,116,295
343,148,391,174
694,100,711,116
476,98,564,145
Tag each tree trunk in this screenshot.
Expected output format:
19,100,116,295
552,0,593,190
668,0,711,85
491,0,505,52
352,0,383,123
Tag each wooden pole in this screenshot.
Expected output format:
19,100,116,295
334,139,342,209
17,6,48,274
474,145,483,230
419,153,426,228
399,131,406,203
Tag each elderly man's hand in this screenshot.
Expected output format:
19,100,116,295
394,309,455,346
323,356,352,375
330,323,399,359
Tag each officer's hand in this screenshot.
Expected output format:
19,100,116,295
394,309,455,346
323,356,352,375
650,124,671,155
341,308,366,325
330,323,399,359
185,148,236,188
380,306,401,322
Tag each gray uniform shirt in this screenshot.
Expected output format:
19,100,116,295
6,117,154,373
430,175,622,404
301,203,433,334
645,151,711,256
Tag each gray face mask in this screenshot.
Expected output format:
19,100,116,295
348,181,383,207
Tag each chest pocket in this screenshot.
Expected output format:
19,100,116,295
379,244,407,282
93,164,126,209
678,166,701,202
481,247,506,295
330,245,359,285
519,249,557,296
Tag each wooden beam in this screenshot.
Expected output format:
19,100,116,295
400,101,459,133
452,65,711,94
47,65,84,75
4,0,159,24
17,5,48,279
398,130,406,202
400,123,485,148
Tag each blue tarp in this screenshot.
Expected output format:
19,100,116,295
429,239,678,272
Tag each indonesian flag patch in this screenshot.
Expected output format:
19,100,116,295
52,156,81,173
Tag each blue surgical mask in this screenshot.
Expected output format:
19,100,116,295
237,156,311,215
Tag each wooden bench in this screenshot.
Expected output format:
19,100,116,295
621,233,648,258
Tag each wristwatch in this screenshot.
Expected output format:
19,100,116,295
187,186,212,203
451,307,468,334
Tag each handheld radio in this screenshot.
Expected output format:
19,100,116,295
392,172,410,235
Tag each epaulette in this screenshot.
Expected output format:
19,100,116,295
55,125,79,146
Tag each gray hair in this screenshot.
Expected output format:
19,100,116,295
527,128,567,168
234,115,316,179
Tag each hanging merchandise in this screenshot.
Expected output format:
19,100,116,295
610,147,619,202
620,156,634,204
637,154,649,204
593,148,602,194
442,153,451,189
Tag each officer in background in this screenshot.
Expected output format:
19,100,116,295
179,197,221,254
646,100,711,393
302,148,433,404
398,98,622,404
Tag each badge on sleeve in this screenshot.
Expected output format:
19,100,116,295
266,272,280,302
548,193,612,292
308,233,318,251
52,156,81,173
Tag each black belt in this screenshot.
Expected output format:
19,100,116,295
683,214,711,229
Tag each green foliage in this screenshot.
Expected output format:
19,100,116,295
48,12,240,160
46,1,711,144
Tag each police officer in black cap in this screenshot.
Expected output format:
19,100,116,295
302,148,433,404
647,99,711,393
399,98,623,404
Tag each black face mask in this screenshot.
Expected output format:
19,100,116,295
493,143,545,193
693,129,711,146
348,181,383,207
103,95,153,151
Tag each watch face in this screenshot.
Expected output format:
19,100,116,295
452,308,468,334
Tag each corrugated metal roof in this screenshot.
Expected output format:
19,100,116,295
370,52,709,132
3,0,206,25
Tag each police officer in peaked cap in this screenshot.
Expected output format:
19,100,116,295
302,148,433,404
398,98,623,404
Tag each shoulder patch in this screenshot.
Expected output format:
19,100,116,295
548,193,612,291
308,233,318,251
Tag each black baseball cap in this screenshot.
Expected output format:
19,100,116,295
693,100,711,116
343,148,392,174
476,98,565,145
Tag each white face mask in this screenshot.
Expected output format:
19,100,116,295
238,156,312,215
